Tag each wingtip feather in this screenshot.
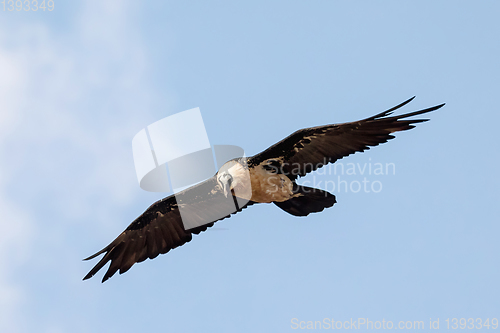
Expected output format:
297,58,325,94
83,248,107,261
365,96,417,121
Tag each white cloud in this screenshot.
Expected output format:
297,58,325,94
0,1,162,331
0,27,33,333
0,194,32,333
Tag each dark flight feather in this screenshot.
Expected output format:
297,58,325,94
248,97,444,180
83,177,255,282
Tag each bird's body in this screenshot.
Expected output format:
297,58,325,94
83,97,444,282
247,160,295,203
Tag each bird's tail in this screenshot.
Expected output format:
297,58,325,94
274,184,336,217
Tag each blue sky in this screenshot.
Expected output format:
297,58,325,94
0,1,499,332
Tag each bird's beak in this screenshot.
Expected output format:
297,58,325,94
223,181,230,198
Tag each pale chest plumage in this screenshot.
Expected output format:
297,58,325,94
248,165,294,203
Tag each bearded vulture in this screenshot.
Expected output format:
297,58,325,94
83,97,444,282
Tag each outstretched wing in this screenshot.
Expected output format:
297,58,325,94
248,97,444,180
83,176,255,282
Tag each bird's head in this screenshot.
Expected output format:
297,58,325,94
217,171,233,198
216,159,251,198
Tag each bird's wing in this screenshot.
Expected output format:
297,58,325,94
248,97,444,180
83,176,255,282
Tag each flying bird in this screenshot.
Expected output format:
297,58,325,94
83,97,444,282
